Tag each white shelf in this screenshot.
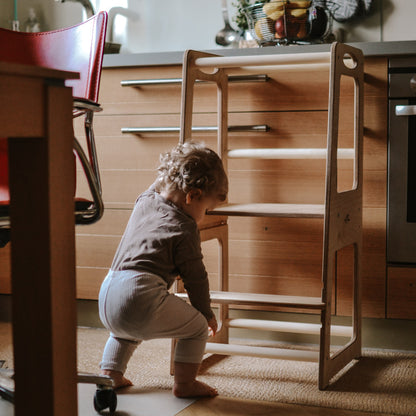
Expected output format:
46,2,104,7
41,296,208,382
175,291,325,310
205,342,320,362
208,203,325,218
227,148,355,160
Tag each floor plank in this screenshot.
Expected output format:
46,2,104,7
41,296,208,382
177,396,396,416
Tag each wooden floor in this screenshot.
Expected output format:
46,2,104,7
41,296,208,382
178,396,394,416
0,394,395,416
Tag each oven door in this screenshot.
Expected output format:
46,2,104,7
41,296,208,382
388,99,416,264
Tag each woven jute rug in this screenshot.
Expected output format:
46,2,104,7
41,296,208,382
1,323,415,416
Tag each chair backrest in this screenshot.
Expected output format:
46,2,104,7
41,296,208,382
0,11,107,101
0,12,107,211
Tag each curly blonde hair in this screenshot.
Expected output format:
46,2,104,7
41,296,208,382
156,142,228,201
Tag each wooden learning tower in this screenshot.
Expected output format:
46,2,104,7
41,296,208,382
174,42,364,390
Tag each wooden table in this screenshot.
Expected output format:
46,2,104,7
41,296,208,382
0,62,79,416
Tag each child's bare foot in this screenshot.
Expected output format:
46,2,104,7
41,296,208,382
173,380,218,398
101,369,133,389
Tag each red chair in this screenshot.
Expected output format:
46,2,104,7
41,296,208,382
0,12,117,413
0,11,107,248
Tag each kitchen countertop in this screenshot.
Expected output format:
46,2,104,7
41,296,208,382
103,40,416,68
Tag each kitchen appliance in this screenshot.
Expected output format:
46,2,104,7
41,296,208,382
387,57,416,264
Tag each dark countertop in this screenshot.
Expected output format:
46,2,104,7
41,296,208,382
103,41,416,68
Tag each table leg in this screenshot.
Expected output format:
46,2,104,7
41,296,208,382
9,83,77,416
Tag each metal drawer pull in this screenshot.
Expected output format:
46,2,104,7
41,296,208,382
227,74,270,82
395,105,416,116
121,125,269,134
121,74,269,87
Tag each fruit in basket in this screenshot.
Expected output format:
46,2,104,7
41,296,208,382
274,17,286,38
290,8,307,18
255,17,274,40
274,15,300,38
287,0,311,8
263,1,285,20
266,8,284,20
248,0,313,43
296,21,308,39
263,1,285,13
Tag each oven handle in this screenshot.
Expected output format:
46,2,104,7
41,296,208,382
395,105,416,116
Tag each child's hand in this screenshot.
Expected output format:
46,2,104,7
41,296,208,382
207,316,218,337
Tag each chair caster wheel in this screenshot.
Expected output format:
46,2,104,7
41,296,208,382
94,388,117,414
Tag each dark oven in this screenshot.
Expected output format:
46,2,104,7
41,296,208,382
388,57,416,264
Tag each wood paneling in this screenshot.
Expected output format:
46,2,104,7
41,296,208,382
74,209,225,299
74,208,128,298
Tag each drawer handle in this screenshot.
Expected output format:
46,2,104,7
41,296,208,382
395,105,416,116
121,74,269,87
121,125,270,134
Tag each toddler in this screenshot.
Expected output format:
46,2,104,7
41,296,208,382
99,141,228,397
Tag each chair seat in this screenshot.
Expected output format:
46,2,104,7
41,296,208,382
72,97,102,117
75,198,94,211
0,198,95,217
0,198,95,247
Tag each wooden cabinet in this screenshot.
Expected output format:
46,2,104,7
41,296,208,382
0,54,389,318
387,266,416,319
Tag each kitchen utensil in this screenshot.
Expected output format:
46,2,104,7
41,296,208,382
215,0,239,47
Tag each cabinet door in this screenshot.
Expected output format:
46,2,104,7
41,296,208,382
387,267,416,319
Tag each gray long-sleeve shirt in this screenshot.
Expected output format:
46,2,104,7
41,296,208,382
111,187,213,320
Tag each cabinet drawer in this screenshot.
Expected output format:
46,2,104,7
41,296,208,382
100,66,333,115
77,110,332,170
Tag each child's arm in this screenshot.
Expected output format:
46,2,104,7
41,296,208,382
207,315,218,337
180,258,213,320
175,227,215,322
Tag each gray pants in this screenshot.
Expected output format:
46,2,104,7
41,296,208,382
99,270,208,374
